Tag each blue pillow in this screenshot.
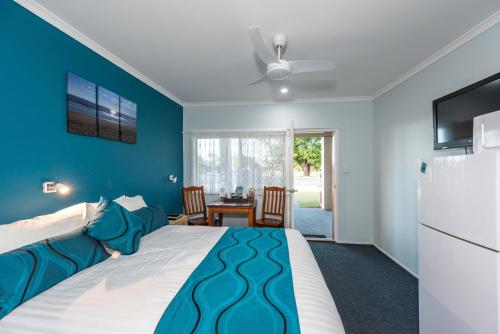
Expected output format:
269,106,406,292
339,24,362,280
0,232,109,319
84,198,145,255
133,202,168,235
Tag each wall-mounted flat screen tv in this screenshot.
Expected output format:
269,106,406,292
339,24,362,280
433,72,500,150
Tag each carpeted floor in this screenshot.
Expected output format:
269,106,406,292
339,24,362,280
309,242,419,334
294,206,333,238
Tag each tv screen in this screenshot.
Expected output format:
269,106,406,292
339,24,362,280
433,72,500,150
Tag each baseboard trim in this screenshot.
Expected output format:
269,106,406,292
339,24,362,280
322,239,419,278
373,243,419,279
307,237,334,242
335,240,372,245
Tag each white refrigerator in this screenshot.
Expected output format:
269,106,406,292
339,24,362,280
418,151,500,333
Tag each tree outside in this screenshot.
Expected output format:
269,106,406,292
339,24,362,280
294,137,321,176
294,137,322,208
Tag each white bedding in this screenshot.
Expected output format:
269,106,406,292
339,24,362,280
0,226,345,334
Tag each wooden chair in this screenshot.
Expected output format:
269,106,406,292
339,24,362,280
255,186,286,228
182,186,219,226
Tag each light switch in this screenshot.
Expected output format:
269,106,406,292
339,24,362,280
343,164,351,175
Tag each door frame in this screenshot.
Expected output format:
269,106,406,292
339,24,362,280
292,128,339,241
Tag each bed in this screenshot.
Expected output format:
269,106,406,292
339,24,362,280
0,224,344,333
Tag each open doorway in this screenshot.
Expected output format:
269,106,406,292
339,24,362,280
292,131,335,239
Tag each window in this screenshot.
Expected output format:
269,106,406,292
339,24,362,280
191,132,286,194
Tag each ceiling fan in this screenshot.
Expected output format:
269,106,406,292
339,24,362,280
248,26,336,85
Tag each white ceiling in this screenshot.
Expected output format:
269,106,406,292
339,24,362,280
31,0,500,104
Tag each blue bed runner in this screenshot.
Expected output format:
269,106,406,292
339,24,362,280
155,228,300,334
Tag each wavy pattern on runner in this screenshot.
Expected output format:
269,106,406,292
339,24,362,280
263,229,288,332
214,229,262,333
154,228,300,334
189,230,240,332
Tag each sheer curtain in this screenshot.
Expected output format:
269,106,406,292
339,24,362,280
191,131,286,194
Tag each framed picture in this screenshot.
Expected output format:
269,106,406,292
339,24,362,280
120,97,137,144
98,87,120,141
67,72,137,143
67,73,97,137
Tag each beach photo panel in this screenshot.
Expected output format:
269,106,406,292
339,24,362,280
67,73,97,137
120,97,137,144
98,87,120,141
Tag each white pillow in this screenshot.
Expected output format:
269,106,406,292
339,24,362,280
85,202,99,222
0,203,88,254
84,195,147,221
113,195,147,211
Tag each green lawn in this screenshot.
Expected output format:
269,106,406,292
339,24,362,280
294,189,321,208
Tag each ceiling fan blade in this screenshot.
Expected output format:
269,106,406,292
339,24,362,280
289,60,336,74
248,26,275,65
249,75,268,85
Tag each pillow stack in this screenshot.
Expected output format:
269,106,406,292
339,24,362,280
84,197,145,255
84,195,169,255
133,202,169,235
0,194,168,320
85,195,147,222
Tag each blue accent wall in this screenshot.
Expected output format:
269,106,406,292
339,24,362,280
0,1,183,224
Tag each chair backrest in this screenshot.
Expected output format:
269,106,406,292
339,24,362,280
262,186,286,221
182,186,207,218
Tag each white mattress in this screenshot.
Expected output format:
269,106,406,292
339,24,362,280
0,226,344,333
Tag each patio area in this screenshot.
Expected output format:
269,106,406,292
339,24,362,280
293,205,333,239
293,174,333,239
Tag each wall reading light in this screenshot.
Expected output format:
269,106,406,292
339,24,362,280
43,182,71,195
169,175,178,184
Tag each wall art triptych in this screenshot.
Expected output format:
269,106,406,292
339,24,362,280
67,73,137,144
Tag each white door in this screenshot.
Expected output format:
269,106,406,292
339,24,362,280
285,127,296,228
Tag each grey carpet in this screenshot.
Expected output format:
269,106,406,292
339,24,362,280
309,242,419,334
294,207,333,238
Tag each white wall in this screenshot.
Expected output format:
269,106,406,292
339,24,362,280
184,101,374,243
373,23,500,275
